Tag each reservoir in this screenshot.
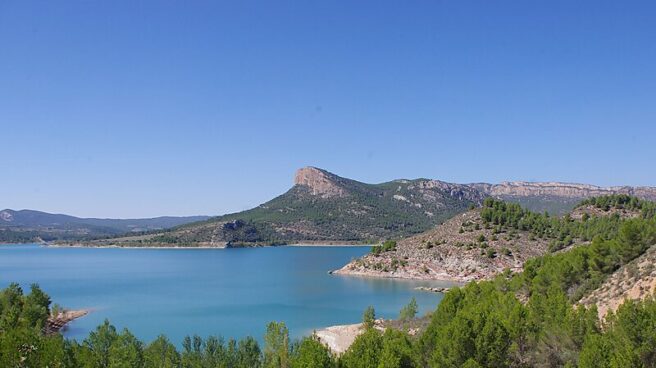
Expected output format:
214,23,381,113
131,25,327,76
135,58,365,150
0,244,449,344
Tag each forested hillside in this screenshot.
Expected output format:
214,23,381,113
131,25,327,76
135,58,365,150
0,209,209,243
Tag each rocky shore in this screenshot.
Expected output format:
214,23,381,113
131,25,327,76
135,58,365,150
414,286,451,293
45,309,90,335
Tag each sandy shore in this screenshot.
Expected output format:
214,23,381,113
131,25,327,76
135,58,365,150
315,319,389,354
315,322,363,354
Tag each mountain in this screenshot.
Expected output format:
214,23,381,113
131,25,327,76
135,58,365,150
83,167,656,247
88,167,487,247
0,209,210,243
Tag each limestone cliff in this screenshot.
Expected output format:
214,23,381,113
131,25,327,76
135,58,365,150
481,181,656,201
294,167,347,198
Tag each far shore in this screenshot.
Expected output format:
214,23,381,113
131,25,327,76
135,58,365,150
285,243,371,247
45,243,228,249
42,242,371,249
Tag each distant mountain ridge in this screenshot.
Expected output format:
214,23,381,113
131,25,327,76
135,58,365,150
83,167,656,247
0,209,210,243
474,181,656,214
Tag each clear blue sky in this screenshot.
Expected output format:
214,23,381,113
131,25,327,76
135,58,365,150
1,1,655,218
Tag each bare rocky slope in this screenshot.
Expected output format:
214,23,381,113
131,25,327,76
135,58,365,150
72,167,656,247
334,210,549,283
580,246,656,319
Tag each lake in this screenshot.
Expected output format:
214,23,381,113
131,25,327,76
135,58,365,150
0,244,451,344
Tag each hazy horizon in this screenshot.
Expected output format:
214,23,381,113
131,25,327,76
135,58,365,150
2,1,655,217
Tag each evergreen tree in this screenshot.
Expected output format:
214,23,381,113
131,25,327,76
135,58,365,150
290,336,334,368
363,306,376,329
264,321,289,368
399,297,418,321
144,335,180,368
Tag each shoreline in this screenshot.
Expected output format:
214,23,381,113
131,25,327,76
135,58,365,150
331,268,469,284
41,243,371,249
315,322,365,354
45,244,228,249
45,309,90,335
285,243,371,247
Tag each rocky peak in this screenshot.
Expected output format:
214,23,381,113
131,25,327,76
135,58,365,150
294,167,347,198
0,210,14,222
416,180,487,203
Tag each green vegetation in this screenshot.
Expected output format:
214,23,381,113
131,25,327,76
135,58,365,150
399,298,418,321
371,240,398,255
3,196,656,367
340,328,415,368
578,194,656,216
480,195,652,252
363,306,376,329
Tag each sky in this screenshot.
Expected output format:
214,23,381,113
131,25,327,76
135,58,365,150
1,1,655,218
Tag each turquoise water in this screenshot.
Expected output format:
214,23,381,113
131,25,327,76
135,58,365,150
0,244,450,344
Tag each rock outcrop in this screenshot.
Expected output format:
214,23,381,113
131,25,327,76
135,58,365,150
294,167,347,198
580,246,656,319
0,210,13,222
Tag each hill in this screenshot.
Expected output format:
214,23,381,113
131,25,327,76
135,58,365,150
0,209,210,243
333,209,548,282
79,168,656,247
336,195,654,283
